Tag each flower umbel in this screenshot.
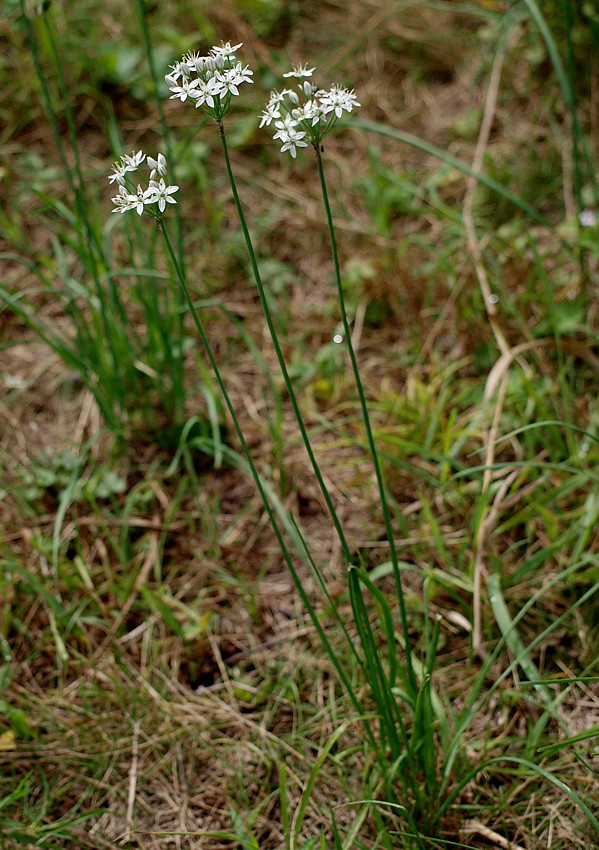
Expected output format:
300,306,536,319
262,66,359,156
165,42,253,121
108,151,178,218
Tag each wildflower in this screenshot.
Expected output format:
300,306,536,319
108,160,128,186
283,63,316,78
122,150,145,171
579,209,597,227
192,76,222,109
168,76,201,103
279,127,308,158
148,178,179,212
168,60,188,80
165,42,253,121
108,151,178,219
133,184,156,215
211,42,243,58
259,102,281,128
111,185,138,214
262,66,360,156
217,62,254,96
320,86,360,119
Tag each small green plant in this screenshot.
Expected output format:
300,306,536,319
0,2,200,443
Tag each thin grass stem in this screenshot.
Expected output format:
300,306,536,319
314,144,417,695
134,0,186,273
216,120,355,568
158,219,379,756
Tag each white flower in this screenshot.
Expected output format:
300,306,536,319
277,126,308,158
259,102,281,128
211,41,243,58
183,52,206,74
217,62,254,96
108,160,128,186
268,89,294,105
147,153,167,180
168,76,200,102
292,100,323,126
263,65,359,156
273,114,301,140
122,150,145,171
166,43,252,119
193,76,224,109
111,185,138,214
319,86,360,118
579,209,596,227
147,178,179,212
167,60,190,82
283,63,315,78
131,184,156,215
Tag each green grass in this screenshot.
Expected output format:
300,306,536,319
1,0,598,847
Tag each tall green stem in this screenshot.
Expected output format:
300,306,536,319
158,219,378,754
135,0,185,271
314,144,416,694
216,121,354,568
136,0,187,424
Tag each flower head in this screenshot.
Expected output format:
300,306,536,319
108,151,178,219
262,66,360,157
165,42,253,121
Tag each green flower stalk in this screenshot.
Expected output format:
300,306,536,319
107,147,379,758
165,43,357,567
264,65,417,694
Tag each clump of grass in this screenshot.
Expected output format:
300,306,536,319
0,2,204,444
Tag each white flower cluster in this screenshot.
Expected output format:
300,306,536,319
109,151,179,217
261,64,360,158
165,42,253,121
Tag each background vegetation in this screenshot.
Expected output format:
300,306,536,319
1,0,598,847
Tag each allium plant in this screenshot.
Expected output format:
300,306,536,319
162,45,368,576
115,44,562,841
261,62,436,808
158,45,430,830
102,34,599,845
109,53,375,765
